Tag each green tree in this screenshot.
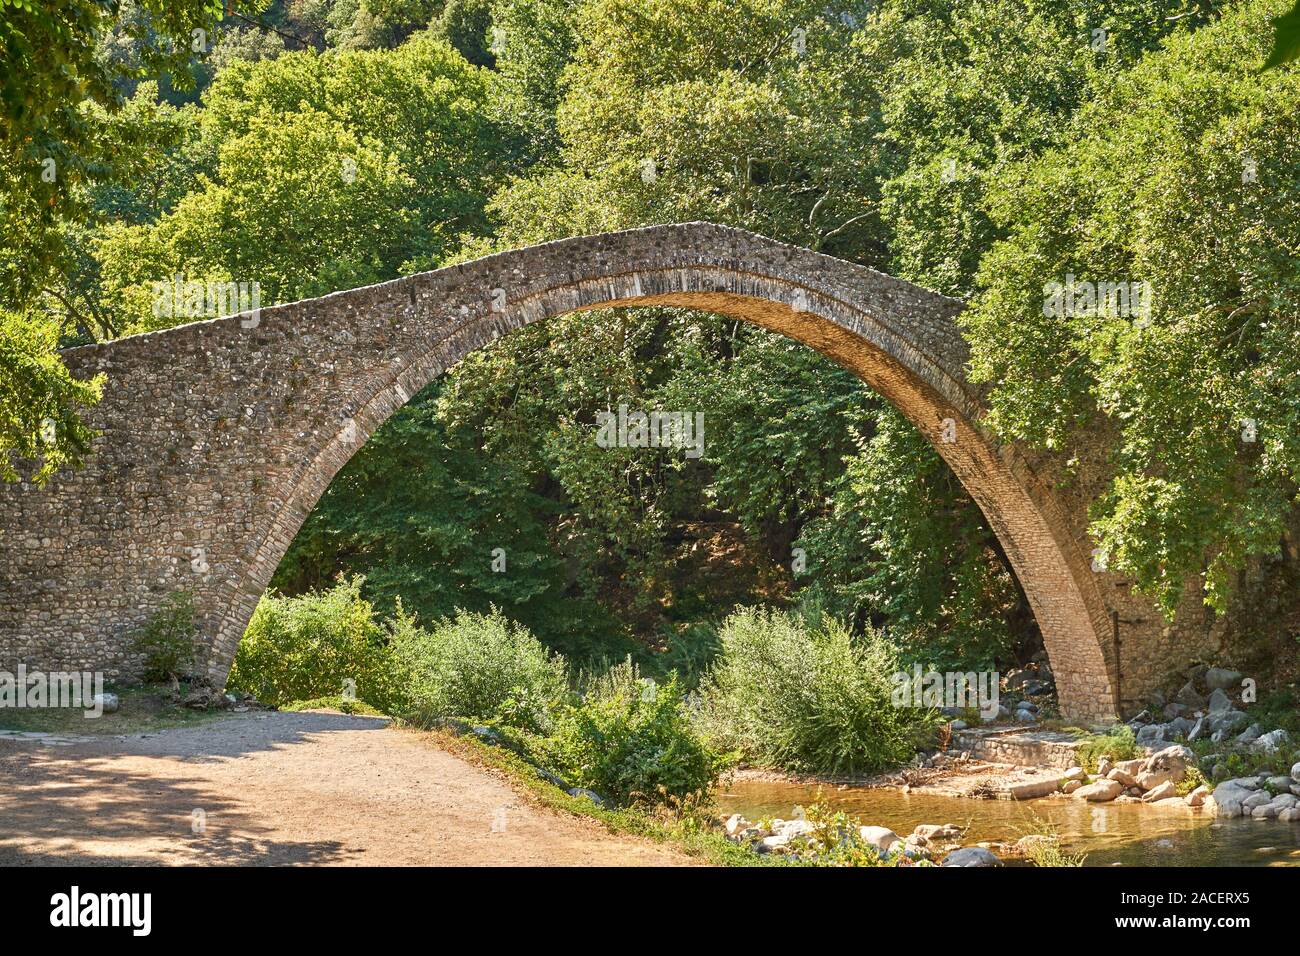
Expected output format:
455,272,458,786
965,0,1300,616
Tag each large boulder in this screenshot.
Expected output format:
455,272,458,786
941,846,1002,867
1107,767,1138,788
1206,688,1233,714
1242,791,1272,811
1145,745,1193,775
1143,781,1177,802
858,826,901,852
1211,783,1250,818
1138,770,1180,790
1075,779,1124,802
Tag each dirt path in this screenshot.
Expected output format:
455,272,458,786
0,710,694,866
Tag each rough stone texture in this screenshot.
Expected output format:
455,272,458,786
0,222,1210,721
952,727,1082,770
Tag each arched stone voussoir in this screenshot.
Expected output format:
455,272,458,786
0,222,1118,722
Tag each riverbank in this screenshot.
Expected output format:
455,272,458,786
713,720,1300,866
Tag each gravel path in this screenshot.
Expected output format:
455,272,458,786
0,710,693,866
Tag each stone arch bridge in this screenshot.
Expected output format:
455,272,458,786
0,223,1200,723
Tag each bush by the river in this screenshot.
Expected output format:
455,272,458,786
388,606,567,734
542,660,728,806
227,577,397,711
695,608,938,776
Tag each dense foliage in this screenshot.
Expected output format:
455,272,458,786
695,608,940,775
544,661,727,805
389,605,568,732
227,577,397,709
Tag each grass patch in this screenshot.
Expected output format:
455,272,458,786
1068,724,1139,772
280,695,386,716
0,683,225,736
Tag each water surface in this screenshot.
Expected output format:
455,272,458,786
717,778,1300,866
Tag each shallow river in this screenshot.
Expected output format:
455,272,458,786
717,779,1300,866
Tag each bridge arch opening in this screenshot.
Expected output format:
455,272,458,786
0,224,1118,722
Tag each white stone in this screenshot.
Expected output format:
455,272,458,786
858,826,901,852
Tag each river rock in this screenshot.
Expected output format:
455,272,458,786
1251,729,1289,754
1267,775,1293,792
1143,780,1177,802
1204,667,1243,690
91,692,119,714
1242,791,1272,811
1075,779,1123,802
858,826,901,852
1270,793,1298,810
913,823,963,843
1292,761,1300,784
1062,779,1083,794
1145,745,1192,780
776,818,817,840
941,846,1002,867
725,814,748,836
1107,768,1138,787
1280,807,1300,823
1252,804,1278,820
1061,766,1086,783
1185,785,1211,808
1097,757,1114,776
1211,782,1252,818
1115,757,1146,776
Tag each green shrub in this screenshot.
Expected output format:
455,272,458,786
131,590,199,682
695,608,937,775
543,659,728,806
227,577,396,710
389,607,567,733
1072,724,1139,773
